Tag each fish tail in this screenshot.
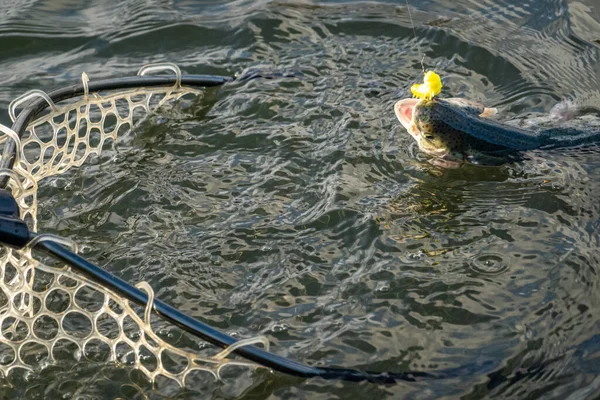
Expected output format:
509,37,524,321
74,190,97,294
549,100,578,122
542,127,600,147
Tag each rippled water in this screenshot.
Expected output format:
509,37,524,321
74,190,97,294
1,0,600,398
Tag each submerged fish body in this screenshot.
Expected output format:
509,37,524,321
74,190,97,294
394,97,600,165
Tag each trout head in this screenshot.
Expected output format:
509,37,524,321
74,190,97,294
394,97,498,163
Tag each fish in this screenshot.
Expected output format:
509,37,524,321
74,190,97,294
394,97,600,166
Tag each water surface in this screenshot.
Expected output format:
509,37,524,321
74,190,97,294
1,0,599,398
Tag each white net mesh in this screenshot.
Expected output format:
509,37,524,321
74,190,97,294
0,69,266,392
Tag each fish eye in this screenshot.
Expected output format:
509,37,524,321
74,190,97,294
424,135,435,141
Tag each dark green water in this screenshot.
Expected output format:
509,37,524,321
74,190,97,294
1,0,600,398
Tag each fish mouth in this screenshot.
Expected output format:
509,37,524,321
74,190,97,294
394,98,452,160
394,98,421,138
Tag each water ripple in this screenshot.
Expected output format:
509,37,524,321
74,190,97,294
4,0,599,398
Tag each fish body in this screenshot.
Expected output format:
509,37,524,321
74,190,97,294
394,97,600,164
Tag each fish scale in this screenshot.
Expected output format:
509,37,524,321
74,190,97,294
431,99,544,150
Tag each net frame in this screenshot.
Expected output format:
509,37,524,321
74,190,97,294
0,64,272,391
0,63,433,390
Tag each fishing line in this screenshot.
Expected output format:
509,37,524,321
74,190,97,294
405,0,426,72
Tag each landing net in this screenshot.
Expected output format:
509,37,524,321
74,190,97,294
0,64,268,393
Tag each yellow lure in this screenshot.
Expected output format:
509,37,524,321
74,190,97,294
410,71,442,100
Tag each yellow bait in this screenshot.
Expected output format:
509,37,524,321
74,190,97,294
410,71,442,100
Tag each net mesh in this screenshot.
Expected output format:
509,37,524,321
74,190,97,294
0,74,266,391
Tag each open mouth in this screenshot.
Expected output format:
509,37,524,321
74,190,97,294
394,98,420,137
394,99,418,125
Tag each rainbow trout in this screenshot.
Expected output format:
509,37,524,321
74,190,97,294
394,97,600,165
